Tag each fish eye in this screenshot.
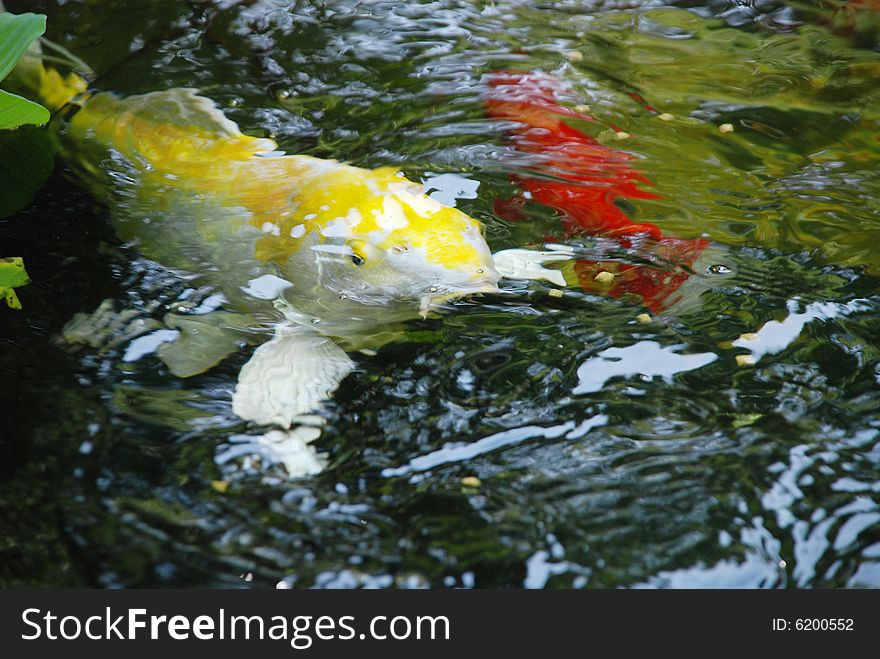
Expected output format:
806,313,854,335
349,241,383,263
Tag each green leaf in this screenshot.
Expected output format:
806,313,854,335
0,124,57,217
0,257,31,310
0,88,49,129
0,12,46,81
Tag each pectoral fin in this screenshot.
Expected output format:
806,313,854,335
232,324,354,429
156,311,254,378
492,244,576,287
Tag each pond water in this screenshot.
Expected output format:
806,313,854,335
2,0,880,588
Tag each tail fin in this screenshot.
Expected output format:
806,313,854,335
33,62,88,111
10,54,88,112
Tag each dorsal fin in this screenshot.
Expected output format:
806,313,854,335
114,88,246,138
68,87,279,169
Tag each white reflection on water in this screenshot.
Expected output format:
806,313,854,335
240,274,294,300
636,516,785,588
761,429,880,587
574,341,717,395
422,172,480,207
121,329,180,362
635,553,782,589
381,415,608,478
524,533,591,589
733,298,871,362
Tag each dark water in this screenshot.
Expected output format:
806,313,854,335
2,0,880,588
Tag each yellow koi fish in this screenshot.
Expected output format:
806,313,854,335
15,46,504,475
62,89,500,322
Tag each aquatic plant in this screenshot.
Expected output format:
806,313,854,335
0,11,49,129
0,10,51,304
0,256,29,309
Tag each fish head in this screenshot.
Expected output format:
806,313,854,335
281,166,499,314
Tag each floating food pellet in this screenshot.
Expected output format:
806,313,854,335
461,476,482,488
658,113,674,121
735,354,755,367
211,480,229,494
614,131,630,140
636,313,652,323
574,104,591,113
359,348,378,356
719,123,734,134
594,271,615,285
548,288,564,298
565,50,583,62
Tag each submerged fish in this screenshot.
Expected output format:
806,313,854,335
10,34,505,475
486,71,666,240
63,88,500,324
64,89,499,320
486,71,735,313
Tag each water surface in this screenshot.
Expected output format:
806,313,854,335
1,0,880,588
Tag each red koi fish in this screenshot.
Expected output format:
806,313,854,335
485,71,711,313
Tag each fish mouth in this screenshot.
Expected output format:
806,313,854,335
418,280,500,317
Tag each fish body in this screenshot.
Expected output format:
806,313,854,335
485,71,734,313
61,88,499,335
